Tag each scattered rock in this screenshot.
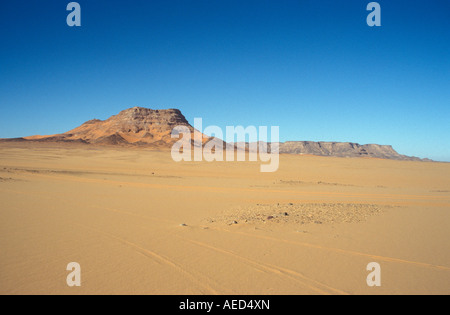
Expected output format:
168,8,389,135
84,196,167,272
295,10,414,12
207,203,385,226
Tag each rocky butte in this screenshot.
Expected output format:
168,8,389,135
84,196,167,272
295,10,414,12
14,107,202,147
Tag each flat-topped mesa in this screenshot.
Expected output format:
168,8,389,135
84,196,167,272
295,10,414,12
15,107,196,147
111,107,190,127
278,141,422,161
63,107,194,145
90,107,191,136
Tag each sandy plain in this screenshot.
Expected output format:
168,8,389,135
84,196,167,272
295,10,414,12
0,142,449,295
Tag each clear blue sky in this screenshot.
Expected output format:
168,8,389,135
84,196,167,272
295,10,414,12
0,0,449,161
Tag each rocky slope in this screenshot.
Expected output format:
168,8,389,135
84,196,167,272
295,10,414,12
14,107,204,146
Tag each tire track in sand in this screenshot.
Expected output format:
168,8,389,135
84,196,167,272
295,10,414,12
178,236,349,295
76,224,231,294
212,228,450,272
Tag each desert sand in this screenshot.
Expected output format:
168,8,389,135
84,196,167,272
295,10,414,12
0,142,449,295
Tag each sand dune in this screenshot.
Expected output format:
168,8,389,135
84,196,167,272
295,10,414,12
0,142,449,294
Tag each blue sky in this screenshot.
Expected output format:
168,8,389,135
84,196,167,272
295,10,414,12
0,0,449,161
